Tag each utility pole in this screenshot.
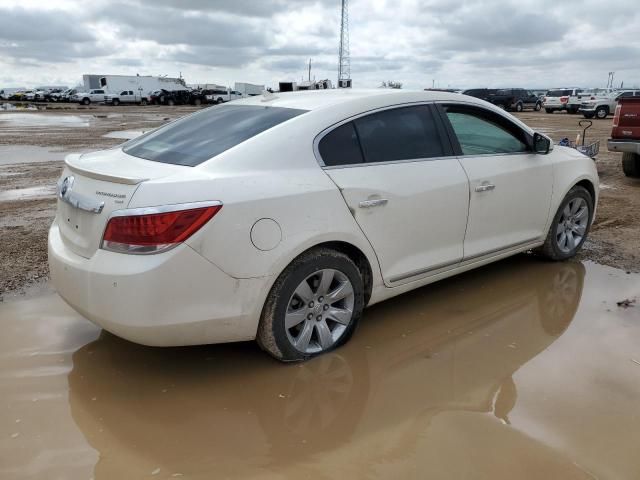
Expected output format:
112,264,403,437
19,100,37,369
338,0,352,88
308,58,312,82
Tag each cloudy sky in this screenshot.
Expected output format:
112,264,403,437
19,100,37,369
1,0,639,90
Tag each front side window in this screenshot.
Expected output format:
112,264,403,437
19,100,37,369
444,105,529,155
123,105,306,166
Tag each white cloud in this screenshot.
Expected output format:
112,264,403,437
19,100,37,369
0,0,639,89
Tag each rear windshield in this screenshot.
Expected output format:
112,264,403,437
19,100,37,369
546,90,571,97
123,105,306,166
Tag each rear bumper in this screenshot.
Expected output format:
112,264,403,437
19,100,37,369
607,140,640,154
48,221,270,346
543,103,567,110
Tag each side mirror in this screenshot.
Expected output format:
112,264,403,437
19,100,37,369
533,132,551,154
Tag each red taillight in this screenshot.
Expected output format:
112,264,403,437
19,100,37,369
560,96,569,103
102,205,221,254
613,104,621,127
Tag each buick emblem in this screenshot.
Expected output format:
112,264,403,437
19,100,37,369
60,175,74,197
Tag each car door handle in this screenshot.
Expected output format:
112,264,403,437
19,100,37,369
475,183,496,192
358,198,388,208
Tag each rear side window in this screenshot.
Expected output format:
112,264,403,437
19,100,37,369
318,122,364,166
123,105,306,166
354,106,445,163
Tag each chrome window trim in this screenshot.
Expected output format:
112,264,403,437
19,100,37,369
321,154,459,170
312,100,535,169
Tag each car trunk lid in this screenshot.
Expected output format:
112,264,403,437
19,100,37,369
57,149,186,258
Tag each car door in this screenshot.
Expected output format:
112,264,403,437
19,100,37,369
318,104,470,286
438,103,553,260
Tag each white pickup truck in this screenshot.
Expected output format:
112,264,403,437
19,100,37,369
71,89,107,105
580,90,640,119
104,90,149,106
204,88,242,104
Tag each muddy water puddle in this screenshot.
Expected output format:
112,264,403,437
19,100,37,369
1,258,639,479
0,113,91,128
0,145,81,165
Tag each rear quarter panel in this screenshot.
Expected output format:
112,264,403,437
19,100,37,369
127,113,384,290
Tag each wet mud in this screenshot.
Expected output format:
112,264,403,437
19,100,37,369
1,257,639,479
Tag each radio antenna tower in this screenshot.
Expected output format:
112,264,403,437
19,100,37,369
338,0,352,88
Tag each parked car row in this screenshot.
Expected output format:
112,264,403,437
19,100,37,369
462,86,640,121
1,86,245,107
1,87,74,102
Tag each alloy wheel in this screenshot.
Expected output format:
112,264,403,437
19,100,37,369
285,269,355,354
556,197,589,253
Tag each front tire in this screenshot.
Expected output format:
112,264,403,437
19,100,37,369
538,186,593,261
535,102,542,111
515,102,523,112
257,248,365,362
545,108,553,114
82,98,90,105
595,106,608,119
622,152,640,178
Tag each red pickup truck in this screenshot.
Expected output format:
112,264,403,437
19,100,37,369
607,97,640,177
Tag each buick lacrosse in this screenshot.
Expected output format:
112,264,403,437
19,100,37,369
49,89,598,361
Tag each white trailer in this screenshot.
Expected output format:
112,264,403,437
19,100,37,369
82,75,187,95
234,82,264,97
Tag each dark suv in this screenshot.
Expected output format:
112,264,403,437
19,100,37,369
149,89,203,106
489,89,542,112
462,88,498,102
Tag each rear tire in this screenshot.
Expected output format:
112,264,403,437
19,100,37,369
167,99,175,106
622,152,640,178
515,102,523,112
534,102,542,111
140,98,148,106
193,98,202,106
538,186,593,261
257,248,365,362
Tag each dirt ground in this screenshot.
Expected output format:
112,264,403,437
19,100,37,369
0,104,639,295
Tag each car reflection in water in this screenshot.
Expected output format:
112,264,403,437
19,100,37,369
67,257,584,478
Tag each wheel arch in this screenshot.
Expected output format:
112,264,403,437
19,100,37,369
575,178,596,203
309,241,374,306
263,240,376,308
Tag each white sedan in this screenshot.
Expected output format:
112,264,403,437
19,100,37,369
49,89,598,361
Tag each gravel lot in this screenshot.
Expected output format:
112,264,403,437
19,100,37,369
1,103,639,295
